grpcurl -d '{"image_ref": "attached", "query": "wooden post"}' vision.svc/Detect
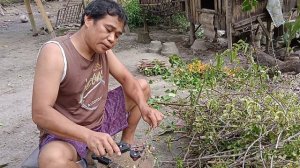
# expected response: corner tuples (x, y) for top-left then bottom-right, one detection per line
(137, 10), (151, 44)
(225, 0), (232, 49)
(185, 0), (195, 45)
(24, 0), (38, 36)
(34, 0), (56, 38)
(143, 12), (149, 33)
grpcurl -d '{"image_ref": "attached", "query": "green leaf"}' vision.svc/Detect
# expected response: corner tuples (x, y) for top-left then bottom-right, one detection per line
(242, 0), (258, 11)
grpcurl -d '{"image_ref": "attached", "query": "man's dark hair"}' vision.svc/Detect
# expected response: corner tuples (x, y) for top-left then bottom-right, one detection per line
(80, 0), (128, 26)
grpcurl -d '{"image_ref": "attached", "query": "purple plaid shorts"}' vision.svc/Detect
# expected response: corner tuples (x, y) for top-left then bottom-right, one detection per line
(39, 86), (128, 158)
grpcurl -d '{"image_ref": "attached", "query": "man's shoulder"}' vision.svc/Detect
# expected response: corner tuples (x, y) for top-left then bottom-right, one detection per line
(48, 34), (70, 43)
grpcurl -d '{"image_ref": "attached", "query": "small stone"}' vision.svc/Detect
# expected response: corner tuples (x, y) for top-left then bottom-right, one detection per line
(191, 39), (208, 52)
(147, 41), (162, 53)
(39, 29), (47, 35)
(161, 42), (180, 56)
(20, 14), (29, 23)
(293, 50), (300, 57)
(217, 30), (225, 37)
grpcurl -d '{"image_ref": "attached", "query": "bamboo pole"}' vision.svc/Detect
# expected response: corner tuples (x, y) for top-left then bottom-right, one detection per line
(24, 0), (38, 36)
(34, 0), (56, 38)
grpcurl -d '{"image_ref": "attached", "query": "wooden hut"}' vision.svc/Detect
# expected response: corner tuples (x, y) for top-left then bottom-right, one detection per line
(187, 0), (298, 48)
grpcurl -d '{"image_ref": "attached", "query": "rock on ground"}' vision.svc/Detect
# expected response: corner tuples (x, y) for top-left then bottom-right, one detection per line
(147, 40), (162, 54)
(161, 42), (179, 56)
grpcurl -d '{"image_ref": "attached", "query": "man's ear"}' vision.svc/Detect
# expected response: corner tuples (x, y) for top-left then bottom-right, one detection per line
(84, 15), (93, 28)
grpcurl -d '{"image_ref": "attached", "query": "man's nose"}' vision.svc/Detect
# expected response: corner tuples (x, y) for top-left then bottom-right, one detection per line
(107, 33), (115, 43)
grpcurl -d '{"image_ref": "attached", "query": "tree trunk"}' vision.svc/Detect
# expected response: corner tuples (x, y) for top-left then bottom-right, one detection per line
(254, 50), (300, 74)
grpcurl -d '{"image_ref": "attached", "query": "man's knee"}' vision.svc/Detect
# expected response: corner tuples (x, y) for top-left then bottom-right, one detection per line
(137, 79), (150, 99)
(38, 141), (78, 168)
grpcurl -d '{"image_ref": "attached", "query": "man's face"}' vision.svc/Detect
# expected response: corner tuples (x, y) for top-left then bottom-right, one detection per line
(85, 15), (124, 53)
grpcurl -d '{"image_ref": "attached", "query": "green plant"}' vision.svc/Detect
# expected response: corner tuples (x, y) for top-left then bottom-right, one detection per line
(172, 13), (189, 33)
(138, 59), (170, 76)
(121, 0), (163, 28)
(148, 40), (300, 167)
(283, 6), (300, 55)
(195, 27), (204, 39)
(242, 0), (258, 11)
(169, 54), (184, 68)
(121, 0), (143, 28)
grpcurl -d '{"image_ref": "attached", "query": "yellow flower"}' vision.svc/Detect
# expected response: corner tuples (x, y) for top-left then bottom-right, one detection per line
(187, 60), (210, 74)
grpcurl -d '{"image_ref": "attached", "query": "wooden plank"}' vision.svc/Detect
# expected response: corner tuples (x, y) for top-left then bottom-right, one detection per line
(257, 17), (271, 40)
(233, 13), (267, 29)
(197, 8), (217, 14)
(214, 0), (217, 11)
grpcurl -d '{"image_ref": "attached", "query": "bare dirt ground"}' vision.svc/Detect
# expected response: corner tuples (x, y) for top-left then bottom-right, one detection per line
(0, 1), (195, 167)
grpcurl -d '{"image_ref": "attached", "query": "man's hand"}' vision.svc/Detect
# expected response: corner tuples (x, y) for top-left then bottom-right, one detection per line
(140, 105), (164, 128)
(86, 131), (121, 156)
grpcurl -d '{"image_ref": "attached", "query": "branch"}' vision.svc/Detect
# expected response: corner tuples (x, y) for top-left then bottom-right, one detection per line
(242, 125), (275, 168)
(159, 102), (190, 106)
(283, 131), (300, 143)
(183, 133), (196, 161)
(270, 130), (283, 168)
(267, 92), (287, 114)
(187, 152), (245, 160)
(259, 130), (267, 168)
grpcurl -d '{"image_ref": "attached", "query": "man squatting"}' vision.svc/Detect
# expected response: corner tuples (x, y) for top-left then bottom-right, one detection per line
(32, 0), (164, 167)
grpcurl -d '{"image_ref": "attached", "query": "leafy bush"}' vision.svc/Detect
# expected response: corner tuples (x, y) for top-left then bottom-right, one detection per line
(171, 13), (189, 33)
(150, 40), (300, 167)
(121, 0), (163, 28)
(242, 0), (258, 11)
(121, 0), (143, 28)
